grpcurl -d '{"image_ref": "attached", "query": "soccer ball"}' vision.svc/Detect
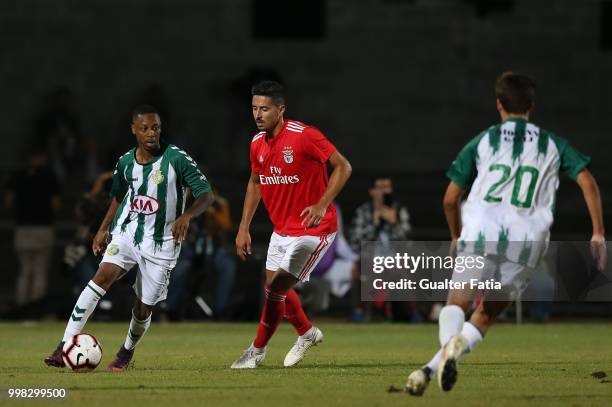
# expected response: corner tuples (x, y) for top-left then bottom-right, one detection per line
(62, 334), (103, 372)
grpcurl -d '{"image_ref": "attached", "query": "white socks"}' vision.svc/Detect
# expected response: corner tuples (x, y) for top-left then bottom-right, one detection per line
(460, 322), (483, 353)
(425, 321), (484, 377)
(438, 305), (465, 346)
(62, 281), (106, 342)
(425, 348), (443, 374)
(124, 312), (152, 350)
(423, 305), (484, 378)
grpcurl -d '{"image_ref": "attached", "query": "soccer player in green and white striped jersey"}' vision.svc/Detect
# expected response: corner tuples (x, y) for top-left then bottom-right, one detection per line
(44, 105), (213, 371)
(406, 72), (606, 395)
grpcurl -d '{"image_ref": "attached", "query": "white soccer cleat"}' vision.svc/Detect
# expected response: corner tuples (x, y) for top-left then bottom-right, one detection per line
(230, 345), (266, 369)
(283, 327), (323, 367)
(437, 335), (468, 392)
(405, 368), (431, 396)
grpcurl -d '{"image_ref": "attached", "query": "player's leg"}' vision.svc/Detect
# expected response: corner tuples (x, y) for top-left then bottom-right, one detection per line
(265, 269), (314, 336)
(108, 255), (170, 372)
(107, 299), (154, 372)
(436, 259), (527, 391)
(281, 234), (334, 367)
(44, 262), (125, 367)
(407, 255), (486, 395)
(262, 233), (311, 335)
(231, 269), (296, 369)
(405, 293), (472, 396)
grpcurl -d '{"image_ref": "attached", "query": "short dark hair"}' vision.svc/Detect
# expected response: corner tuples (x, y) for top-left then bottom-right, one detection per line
(131, 105), (159, 122)
(495, 72), (536, 114)
(371, 176), (392, 187)
(251, 80), (285, 105)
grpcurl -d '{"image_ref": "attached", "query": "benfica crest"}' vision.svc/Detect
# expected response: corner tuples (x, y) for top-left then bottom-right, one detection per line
(282, 146), (294, 164)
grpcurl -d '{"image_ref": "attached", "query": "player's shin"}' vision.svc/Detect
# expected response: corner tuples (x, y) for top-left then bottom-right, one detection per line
(124, 311), (152, 350)
(460, 321), (483, 355)
(438, 305), (465, 346)
(284, 288), (313, 336)
(62, 280), (107, 342)
(253, 287), (287, 348)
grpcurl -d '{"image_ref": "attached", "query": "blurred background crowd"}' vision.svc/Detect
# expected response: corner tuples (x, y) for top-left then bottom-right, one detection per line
(1, 0), (611, 322)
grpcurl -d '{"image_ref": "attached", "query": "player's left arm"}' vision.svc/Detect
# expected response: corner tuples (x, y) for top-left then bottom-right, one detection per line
(301, 150), (352, 228)
(576, 169), (606, 271)
(172, 153), (214, 242)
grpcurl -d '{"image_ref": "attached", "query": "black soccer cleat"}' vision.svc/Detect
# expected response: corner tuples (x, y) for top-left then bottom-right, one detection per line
(44, 341), (66, 368)
(439, 359), (458, 391)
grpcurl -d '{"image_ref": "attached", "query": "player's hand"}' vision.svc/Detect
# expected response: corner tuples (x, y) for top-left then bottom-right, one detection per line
(92, 229), (109, 256)
(590, 234), (607, 272)
(300, 203), (327, 229)
(172, 213), (192, 242)
(235, 229), (252, 261)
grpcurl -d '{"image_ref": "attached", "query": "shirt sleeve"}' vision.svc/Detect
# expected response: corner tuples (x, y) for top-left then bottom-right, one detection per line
(175, 152), (212, 199)
(446, 133), (484, 189)
(110, 159), (128, 199)
(250, 141), (262, 174)
(552, 135), (591, 181)
(303, 127), (337, 163)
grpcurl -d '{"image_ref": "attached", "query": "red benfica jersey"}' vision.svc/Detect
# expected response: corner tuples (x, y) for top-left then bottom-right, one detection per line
(250, 120), (338, 236)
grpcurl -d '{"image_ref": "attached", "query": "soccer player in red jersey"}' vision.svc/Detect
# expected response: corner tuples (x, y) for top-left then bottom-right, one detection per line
(231, 81), (352, 368)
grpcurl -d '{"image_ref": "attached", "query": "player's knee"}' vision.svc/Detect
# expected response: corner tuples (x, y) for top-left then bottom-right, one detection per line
(133, 302), (152, 320)
(445, 299), (471, 314)
(471, 307), (496, 329)
(269, 270), (297, 292)
(92, 265), (121, 290)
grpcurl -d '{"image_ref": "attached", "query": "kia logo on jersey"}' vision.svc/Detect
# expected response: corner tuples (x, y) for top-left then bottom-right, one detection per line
(130, 195), (160, 215)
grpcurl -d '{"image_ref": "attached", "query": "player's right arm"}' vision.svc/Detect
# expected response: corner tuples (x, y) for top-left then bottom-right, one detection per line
(93, 159), (129, 255)
(236, 171), (261, 261)
(443, 182), (465, 256)
(92, 197), (122, 256)
(576, 169), (606, 271)
(444, 134), (481, 252)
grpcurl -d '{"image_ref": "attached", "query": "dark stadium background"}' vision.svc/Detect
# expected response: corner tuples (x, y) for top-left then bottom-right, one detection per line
(1, 0), (610, 319)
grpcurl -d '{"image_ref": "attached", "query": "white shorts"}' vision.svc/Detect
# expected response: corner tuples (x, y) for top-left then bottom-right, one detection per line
(451, 255), (533, 301)
(265, 232), (336, 282)
(101, 234), (173, 306)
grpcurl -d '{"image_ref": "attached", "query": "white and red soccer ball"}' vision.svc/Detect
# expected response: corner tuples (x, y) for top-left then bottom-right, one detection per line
(62, 334), (102, 372)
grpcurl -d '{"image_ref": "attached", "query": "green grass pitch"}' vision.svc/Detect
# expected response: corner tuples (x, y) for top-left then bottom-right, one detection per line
(1, 322), (611, 406)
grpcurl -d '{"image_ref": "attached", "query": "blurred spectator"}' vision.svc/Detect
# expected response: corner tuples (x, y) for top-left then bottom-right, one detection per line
(163, 211), (203, 321)
(4, 149), (61, 306)
(203, 190), (236, 319)
(64, 171), (113, 291)
(32, 86), (97, 183)
(349, 177), (412, 322)
(163, 190), (236, 320)
(296, 203), (358, 313)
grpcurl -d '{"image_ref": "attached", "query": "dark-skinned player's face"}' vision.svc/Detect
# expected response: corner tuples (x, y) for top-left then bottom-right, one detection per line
(252, 95), (284, 131)
(131, 113), (161, 152)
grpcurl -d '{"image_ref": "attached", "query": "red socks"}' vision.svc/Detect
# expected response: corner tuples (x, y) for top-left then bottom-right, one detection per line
(285, 289), (313, 336)
(253, 287), (286, 348)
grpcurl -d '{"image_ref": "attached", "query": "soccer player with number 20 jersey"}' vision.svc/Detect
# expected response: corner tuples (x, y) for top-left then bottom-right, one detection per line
(406, 72), (606, 396)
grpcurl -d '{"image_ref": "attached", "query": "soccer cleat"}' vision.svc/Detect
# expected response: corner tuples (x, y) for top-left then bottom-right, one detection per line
(283, 327), (323, 367)
(43, 341), (66, 368)
(107, 346), (134, 372)
(437, 335), (468, 392)
(405, 367), (431, 396)
(230, 345), (266, 369)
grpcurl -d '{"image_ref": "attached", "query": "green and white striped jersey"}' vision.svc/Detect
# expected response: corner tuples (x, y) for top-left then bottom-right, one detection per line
(110, 143), (211, 264)
(447, 118), (590, 266)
